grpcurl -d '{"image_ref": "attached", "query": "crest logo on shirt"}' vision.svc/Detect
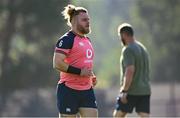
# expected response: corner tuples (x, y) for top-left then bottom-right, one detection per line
(79, 42), (84, 46)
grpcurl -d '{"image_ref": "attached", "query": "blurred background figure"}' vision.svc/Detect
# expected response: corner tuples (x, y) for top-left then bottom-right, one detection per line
(0, 0), (180, 117)
(113, 23), (151, 117)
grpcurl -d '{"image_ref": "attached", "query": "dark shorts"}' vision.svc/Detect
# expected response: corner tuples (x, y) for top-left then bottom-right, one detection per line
(57, 83), (97, 114)
(115, 94), (150, 113)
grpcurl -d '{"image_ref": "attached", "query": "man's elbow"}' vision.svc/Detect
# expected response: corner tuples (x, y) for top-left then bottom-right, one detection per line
(53, 61), (59, 70)
(53, 61), (65, 72)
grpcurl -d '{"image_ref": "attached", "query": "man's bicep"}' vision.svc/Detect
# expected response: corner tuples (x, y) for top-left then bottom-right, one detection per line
(53, 52), (68, 71)
(53, 52), (66, 62)
(125, 65), (135, 74)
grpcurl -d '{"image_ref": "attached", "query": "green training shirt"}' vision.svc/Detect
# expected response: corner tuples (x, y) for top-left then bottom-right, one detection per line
(120, 41), (151, 95)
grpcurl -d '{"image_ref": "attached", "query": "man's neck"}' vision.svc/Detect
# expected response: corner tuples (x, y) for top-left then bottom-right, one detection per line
(72, 29), (85, 37)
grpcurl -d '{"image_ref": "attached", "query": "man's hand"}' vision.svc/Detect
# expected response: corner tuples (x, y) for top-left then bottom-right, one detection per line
(92, 76), (97, 87)
(80, 67), (93, 77)
(120, 89), (128, 104)
(120, 92), (128, 104)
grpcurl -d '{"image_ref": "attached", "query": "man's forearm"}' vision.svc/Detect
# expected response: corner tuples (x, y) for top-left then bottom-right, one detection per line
(122, 65), (135, 91)
(55, 62), (81, 75)
(54, 60), (69, 72)
(53, 53), (81, 75)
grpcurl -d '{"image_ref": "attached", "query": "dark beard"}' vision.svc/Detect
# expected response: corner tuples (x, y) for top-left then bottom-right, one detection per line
(77, 25), (90, 34)
(121, 38), (126, 46)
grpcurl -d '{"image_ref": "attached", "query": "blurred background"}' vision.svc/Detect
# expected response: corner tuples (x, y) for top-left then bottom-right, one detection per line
(0, 0), (180, 117)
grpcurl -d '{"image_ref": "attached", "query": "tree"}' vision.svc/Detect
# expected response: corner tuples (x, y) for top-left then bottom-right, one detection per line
(137, 0), (180, 82)
(0, 0), (68, 113)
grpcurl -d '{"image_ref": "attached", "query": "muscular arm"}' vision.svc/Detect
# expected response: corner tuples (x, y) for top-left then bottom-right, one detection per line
(53, 52), (93, 76)
(122, 65), (135, 91)
(53, 52), (68, 72)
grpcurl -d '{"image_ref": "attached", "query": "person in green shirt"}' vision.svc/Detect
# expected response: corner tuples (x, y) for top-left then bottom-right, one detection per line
(113, 23), (151, 117)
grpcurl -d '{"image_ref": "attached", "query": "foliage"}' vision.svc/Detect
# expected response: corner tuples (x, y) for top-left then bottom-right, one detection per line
(0, 0), (68, 90)
(136, 0), (180, 82)
(1, 0), (179, 91)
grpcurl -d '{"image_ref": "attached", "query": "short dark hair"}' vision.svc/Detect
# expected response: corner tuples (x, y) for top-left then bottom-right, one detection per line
(118, 23), (134, 36)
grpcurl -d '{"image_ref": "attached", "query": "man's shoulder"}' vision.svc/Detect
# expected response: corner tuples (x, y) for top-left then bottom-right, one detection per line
(59, 31), (76, 41)
(128, 42), (145, 52)
(123, 43), (140, 56)
(56, 31), (76, 49)
(124, 45), (134, 53)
